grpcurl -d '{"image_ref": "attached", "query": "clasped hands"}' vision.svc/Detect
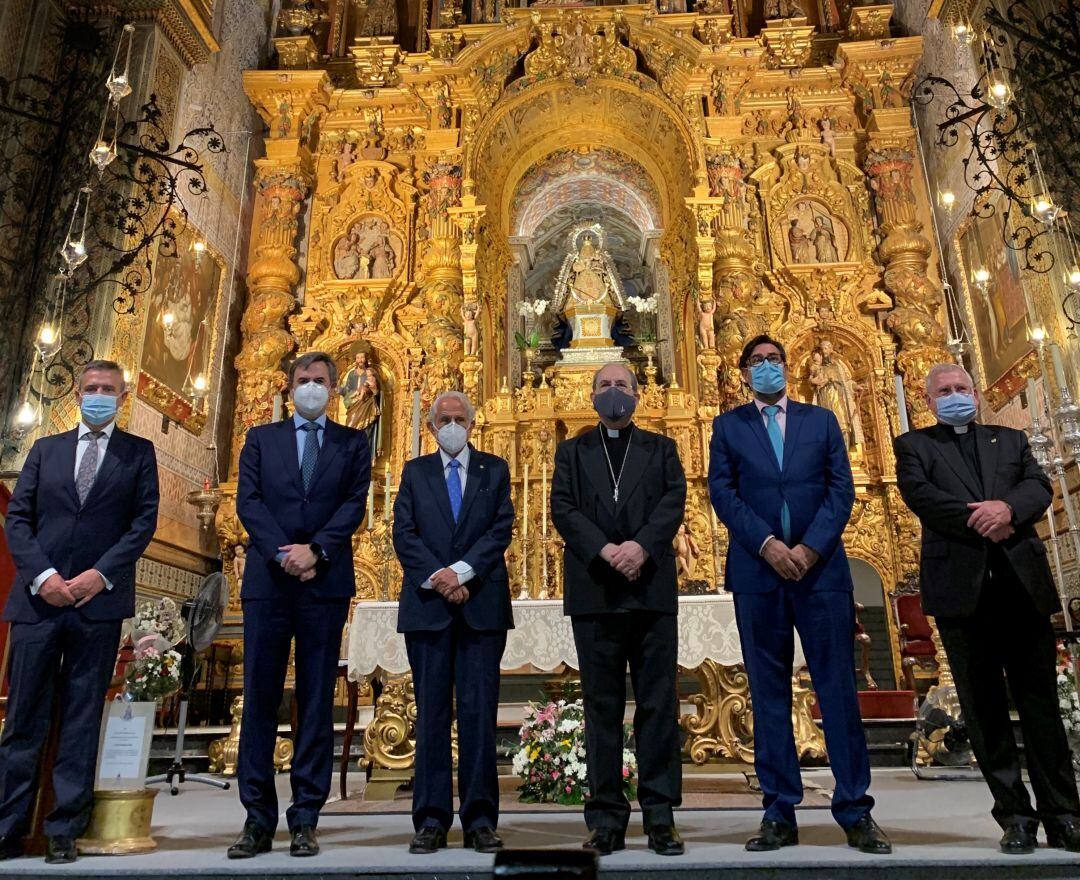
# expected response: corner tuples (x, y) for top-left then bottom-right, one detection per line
(278, 543), (319, 581)
(762, 540), (820, 581)
(39, 569), (106, 608)
(430, 567), (470, 604)
(966, 499), (1013, 543)
(601, 540), (647, 581)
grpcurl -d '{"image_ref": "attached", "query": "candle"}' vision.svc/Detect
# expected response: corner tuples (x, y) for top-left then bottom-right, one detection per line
(410, 389), (421, 459)
(522, 463), (529, 543)
(383, 464), (391, 522)
(1028, 377), (1041, 419)
(1051, 343), (1070, 397)
(367, 480), (375, 529)
(894, 374), (910, 434)
(271, 392), (282, 422)
(541, 463), (548, 539)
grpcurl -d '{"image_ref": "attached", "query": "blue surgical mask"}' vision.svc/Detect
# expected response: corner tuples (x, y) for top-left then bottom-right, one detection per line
(80, 393), (118, 425)
(935, 392), (978, 426)
(749, 361), (786, 396)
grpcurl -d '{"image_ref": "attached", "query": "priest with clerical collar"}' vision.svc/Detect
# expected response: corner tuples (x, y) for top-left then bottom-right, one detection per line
(550, 362), (688, 857)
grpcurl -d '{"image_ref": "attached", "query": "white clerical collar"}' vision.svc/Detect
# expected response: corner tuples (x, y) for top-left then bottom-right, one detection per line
(952, 424), (970, 434)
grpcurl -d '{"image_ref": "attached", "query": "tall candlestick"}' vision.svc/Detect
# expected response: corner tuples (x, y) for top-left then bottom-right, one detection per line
(541, 463), (548, 539)
(367, 481), (375, 530)
(1051, 343), (1070, 397)
(1028, 378), (1041, 418)
(894, 374), (910, 434)
(271, 393), (282, 422)
(383, 464), (391, 522)
(410, 390), (421, 459)
(522, 463), (529, 542)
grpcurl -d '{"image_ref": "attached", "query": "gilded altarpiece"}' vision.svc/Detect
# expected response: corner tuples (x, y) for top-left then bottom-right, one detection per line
(219, 4), (948, 771)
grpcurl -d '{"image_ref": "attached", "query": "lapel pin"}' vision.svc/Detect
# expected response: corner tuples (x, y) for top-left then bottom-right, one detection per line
(991, 438), (997, 444)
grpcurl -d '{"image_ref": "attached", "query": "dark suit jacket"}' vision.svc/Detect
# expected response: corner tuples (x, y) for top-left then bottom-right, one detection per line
(894, 423), (1057, 618)
(393, 447), (514, 632)
(236, 418), (370, 600)
(708, 400), (855, 594)
(551, 426), (686, 616)
(3, 428), (159, 623)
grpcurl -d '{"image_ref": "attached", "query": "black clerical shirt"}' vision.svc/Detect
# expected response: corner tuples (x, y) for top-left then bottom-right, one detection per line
(951, 424), (983, 496)
(599, 422), (633, 495)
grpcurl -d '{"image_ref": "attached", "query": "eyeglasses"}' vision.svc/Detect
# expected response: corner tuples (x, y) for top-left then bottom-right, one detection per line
(746, 354), (784, 366)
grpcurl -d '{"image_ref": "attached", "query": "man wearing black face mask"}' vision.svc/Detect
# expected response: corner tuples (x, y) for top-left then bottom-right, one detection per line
(551, 362), (687, 857)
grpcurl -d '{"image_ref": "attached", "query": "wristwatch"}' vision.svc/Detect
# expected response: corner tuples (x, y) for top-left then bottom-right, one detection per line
(309, 542), (328, 562)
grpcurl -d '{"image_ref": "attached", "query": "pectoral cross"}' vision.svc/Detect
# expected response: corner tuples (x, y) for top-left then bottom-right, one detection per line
(613, 486), (619, 504)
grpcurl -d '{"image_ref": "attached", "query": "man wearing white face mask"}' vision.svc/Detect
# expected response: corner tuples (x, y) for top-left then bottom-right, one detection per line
(896, 364), (1080, 854)
(392, 391), (513, 854)
(1, 360), (158, 864)
(230, 352), (370, 859)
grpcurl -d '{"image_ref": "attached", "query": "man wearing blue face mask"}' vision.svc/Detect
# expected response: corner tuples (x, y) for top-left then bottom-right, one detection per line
(551, 363), (687, 857)
(230, 351), (370, 859)
(708, 335), (890, 855)
(392, 391), (513, 854)
(1, 360), (159, 864)
(895, 364), (1080, 854)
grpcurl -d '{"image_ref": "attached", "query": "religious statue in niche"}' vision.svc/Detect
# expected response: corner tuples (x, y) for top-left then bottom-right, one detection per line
(765, 0), (805, 19)
(339, 349), (381, 454)
(568, 235), (611, 303)
(807, 340), (864, 454)
(462, 302), (480, 357)
(334, 140), (357, 181)
(696, 298), (717, 350)
(785, 200), (847, 264)
(332, 216), (400, 280)
(674, 523), (701, 581)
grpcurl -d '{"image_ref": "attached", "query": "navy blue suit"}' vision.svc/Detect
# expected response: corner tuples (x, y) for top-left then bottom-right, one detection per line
(235, 417), (369, 833)
(392, 447), (513, 833)
(709, 400), (872, 829)
(1, 427), (158, 839)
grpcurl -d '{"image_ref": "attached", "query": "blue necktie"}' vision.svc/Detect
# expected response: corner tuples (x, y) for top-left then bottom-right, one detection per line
(763, 405), (792, 544)
(447, 458), (462, 523)
(300, 422), (320, 492)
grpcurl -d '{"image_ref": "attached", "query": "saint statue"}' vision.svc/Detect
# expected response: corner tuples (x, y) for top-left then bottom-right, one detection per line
(674, 524), (701, 581)
(808, 340), (864, 453)
(788, 219), (812, 264)
(340, 351), (381, 455)
(568, 235), (609, 303)
(811, 215), (840, 262)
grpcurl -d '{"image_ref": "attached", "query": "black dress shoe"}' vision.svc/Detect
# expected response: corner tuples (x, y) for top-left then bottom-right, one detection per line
(999, 824), (1037, 854)
(1046, 817), (1080, 852)
(745, 819), (798, 852)
(647, 825), (685, 856)
(0, 836), (23, 861)
(845, 814), (892, 855)
(582, 827), (626, 855)
(44, 836), (76, 865)
(290, 825), (319, 857)
(409, 826), (447, 854)
(227, 822), (273, 859)
(464, 826), (503, 852)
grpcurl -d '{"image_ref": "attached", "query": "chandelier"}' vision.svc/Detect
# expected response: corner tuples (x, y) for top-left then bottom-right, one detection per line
(915, 0), (1080, 326)
(1, 15), (225, 440)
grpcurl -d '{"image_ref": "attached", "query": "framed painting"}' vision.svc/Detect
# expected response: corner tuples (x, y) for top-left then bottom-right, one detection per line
(955, 194), (1033, 406)
(137, 221), (223, 433)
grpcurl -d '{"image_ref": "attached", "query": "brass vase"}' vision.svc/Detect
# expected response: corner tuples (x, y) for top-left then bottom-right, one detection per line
(77, 788), (158, 854)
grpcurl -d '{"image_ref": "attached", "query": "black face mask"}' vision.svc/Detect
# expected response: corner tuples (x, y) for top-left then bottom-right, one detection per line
(593, 386), (636, 423)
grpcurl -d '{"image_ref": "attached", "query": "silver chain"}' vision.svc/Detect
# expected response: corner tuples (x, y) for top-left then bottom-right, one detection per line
(598, 425), (634, 503)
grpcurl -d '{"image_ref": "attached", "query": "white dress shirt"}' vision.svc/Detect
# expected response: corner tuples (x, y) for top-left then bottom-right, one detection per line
(293, 411), (327, 466)
(753, 396), (788, 556)
(32, 421), (117, 595)
(421, 446), (476, 590)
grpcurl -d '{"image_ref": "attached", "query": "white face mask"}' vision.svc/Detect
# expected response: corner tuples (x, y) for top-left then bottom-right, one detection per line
(293, 383), (329, 419)
(437, 422), (469, 456)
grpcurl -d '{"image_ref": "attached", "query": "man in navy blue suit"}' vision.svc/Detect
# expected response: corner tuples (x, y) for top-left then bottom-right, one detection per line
(392, 391), (513, 855)
(1, 360), (159, 864)
(228, 351), (370, 859)
(708, 335), (890, 855)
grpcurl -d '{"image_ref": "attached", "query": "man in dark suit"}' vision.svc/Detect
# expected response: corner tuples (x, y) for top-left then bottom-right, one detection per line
(229, 351), (370, 859)
(895, 363), (1080, 853)
(392, 391), (514, 854)
(708, 335), (890, 855)
(551, 362), (687, 857)
(1, 360), (159, 864)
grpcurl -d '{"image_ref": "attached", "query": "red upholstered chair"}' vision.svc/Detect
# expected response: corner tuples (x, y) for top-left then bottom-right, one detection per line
(890, 574), (937, 693)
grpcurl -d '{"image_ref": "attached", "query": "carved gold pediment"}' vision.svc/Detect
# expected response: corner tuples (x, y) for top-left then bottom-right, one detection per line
(523, 12), (636, 84)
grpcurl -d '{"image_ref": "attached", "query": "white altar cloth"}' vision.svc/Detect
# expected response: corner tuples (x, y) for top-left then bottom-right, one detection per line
(347, 594), (804, 679)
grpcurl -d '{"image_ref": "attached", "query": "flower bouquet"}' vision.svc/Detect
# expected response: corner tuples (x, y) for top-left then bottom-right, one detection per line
(512, 698), (637, 805)
(121, 597), (185, 703)
(1057, 644), (1080, 772)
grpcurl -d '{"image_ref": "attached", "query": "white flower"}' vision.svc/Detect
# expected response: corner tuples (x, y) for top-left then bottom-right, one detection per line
(558, 718), (580, 733)
(533, 299), (549, 315)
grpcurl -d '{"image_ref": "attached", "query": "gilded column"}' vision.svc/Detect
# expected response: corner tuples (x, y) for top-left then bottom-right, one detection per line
(864, 142), (950, 427)
(448, 181), (486, 401)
